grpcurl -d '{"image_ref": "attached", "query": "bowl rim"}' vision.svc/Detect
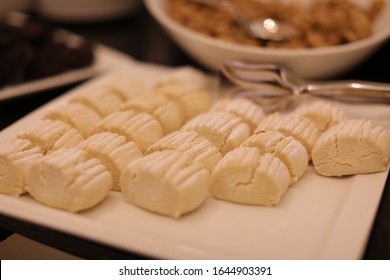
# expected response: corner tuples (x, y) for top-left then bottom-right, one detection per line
(144, 0), (390, 57)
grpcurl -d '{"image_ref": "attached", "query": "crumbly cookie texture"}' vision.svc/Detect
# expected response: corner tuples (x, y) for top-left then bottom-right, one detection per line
(121, 150), (210, 218)
(45, 103), (101, 138)
(26, 148), (113, 212)
(18, 119), (84, 153)
(211, 147), (290, 206)
(69, 85), (124, 117)
(210, 97), (265, 132)
(77, 132), (142, 191)
(293, 100), (346, 132)
(146, 130), (222, 170)
(121, 93), (184, 134)
(154, 67), (210, 94)
(94, 110), (163, 152)
(0, 139), (43, 196)
(256, 113), (321, 159)
(153, 68), (212, 121)
(312, 119), (390, 176)
(105, 75), (147, 101)
(181, 111), (251, 154)
(241, 130), (308, 184)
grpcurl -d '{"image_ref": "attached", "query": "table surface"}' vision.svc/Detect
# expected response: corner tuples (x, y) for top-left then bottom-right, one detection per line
(0, 3), (389, 259)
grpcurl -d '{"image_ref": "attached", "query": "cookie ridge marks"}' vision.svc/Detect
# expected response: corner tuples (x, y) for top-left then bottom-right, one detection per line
(256, 113), (320, 159)
(94, 110), (164, 152)
(293, 100), (346, 132)
(106, 74), (148, 101)
(26, 148), (112, 212)
(153, 68), (213, 122)
(242, 130), (308, 184)
(0, 138), (43, 196)
(18, 119), (84, 154)
(45, 103), (102, 138)
(210, 97), (265, 132)
(70, 86), (123, 117)
(78, 132), (142, 191)
(120, 150), (210, 218)
(121, 93), (184, 134)
(145, 130), (222, 170)
(181, 111), (251, 154)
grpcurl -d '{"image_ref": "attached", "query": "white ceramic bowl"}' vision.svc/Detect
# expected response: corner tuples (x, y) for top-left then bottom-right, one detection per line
(144, 0), (390, 80)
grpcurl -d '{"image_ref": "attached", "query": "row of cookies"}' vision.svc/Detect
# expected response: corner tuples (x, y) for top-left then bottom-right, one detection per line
(0, 68), (213, 213)
(206, 100), (389, 208)
(119, 97), (269, 217)
(0, 71), (151, 198)
(117, 96), (389, 218)
(1, 68), (389, 218)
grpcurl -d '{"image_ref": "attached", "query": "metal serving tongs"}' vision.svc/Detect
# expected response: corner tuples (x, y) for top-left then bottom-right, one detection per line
(219, 60), (390, 111)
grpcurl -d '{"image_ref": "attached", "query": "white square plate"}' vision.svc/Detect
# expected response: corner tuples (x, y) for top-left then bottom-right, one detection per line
(0, 57), (389, 259)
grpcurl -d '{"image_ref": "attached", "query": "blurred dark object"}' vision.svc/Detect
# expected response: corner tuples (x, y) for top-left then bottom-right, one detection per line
(0, 12), (94, 89)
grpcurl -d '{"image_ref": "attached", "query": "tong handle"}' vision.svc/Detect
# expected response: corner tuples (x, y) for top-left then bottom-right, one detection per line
(222, 60), (390, 104)
(302, 81), (390, 103)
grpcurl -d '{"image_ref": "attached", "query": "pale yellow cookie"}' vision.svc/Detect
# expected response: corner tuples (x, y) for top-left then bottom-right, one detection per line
(106, 74), (147, 100)
(70, 85), (123, 117)
(153, 68), (212, 121)
(293, 100), (346, 132)
(0, 138), (44, 196)
(45, 103), (101, 138)
(154, 67), (210, 93)
(121, 93), (184, 134)
(210, 97), (265, 131)
(94, 110), (163, 152)
(211, 147), (290, 206)
(18, 119), (84, 153)
(121, 150), (210, 218)
(26, 148), (112, 212)
(78, 132), (142, 191)
(145, 131), (222, 170)
(242, 130), (308, 184)
(255, 112), (281, 132)
(312, 119), (390, 176)
(156, 88), (212, 122)
(256, 114), (320, 159)
(181, 111), (251, 154)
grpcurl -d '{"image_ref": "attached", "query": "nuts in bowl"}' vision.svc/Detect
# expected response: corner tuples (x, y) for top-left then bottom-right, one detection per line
(144, 0), (390, 79)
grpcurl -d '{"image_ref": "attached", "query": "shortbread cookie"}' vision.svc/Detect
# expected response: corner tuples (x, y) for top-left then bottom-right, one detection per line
(312, 119), (390, 176)
(70, 85), (123, 117)
(256, 114), (321, 159)
(78, 132), (142, 190)
(106, 74), (147, 100)
(18, 119), (84, 153)
(121, 150), (210, 218)
(145, 131), (222, 170)
(181, 112), (251, 154)
(293, 100), (346, 132)
(153, 68), (212, 121)
(154, 67), (210, 94)
(121, 93), (183, 134)
(156, 87), (212, 121)
(242, 130), (308, 184)
(45, 103), (101, 137)
(210, 97), (265, 131)
(94, 110), (163, 152)
(26, 148), (113, 212)
(0, 139), (43, 196)
(211, 147), (290, 206)
(255, 112), (281, 132)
